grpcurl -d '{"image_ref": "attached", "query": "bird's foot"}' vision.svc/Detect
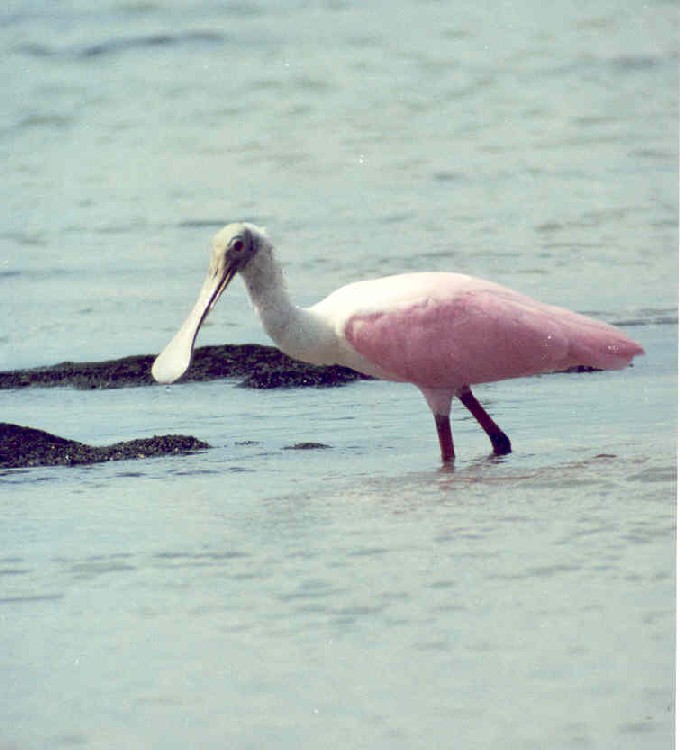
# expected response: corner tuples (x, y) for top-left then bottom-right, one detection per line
(490, 432), (512, 456)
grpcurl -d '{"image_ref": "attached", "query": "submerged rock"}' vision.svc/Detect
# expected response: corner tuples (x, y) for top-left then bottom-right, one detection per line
(0, 344), (368, 391)
(283, 442), (333, 451)
(0, 423), (210, 469)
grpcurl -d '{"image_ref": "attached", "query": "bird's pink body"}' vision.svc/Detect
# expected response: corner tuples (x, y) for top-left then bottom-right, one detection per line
(333, 272), (641, 390)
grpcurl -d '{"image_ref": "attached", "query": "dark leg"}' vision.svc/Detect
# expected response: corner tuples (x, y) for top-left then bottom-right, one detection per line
(459, 388), (511, 455)
(434, 414), (455, 463)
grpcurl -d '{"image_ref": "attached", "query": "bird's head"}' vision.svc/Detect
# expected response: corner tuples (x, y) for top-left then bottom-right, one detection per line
(206, 223), (266, 299)
(151, 222), (268, 384)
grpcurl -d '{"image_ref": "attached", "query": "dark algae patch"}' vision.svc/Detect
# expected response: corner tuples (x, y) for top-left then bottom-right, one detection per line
(0, 423), (210, 469)
(0, 354), (157, 390)
(0, 344), (367, 391)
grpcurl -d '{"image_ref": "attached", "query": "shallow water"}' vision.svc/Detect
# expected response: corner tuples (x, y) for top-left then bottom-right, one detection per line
(1, 1), (677, 748)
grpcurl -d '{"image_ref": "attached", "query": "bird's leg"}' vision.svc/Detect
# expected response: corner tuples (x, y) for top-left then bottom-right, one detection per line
(434, 414), (455, 463)
(459, 388), (511, 455)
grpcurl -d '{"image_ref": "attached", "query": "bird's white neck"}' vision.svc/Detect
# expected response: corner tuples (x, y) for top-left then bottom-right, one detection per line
(240, 246), (335, 366)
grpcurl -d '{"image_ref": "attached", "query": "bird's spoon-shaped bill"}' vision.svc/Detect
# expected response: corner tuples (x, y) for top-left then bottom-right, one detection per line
(151, 271), (229, 384)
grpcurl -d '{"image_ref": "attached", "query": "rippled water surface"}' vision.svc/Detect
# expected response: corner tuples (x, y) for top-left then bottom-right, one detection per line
(1, 1), (677, 748)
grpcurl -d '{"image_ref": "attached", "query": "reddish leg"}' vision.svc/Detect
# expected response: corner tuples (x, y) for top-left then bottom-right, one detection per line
(459, 388), (512, 455)
(434, 414), (455, 463)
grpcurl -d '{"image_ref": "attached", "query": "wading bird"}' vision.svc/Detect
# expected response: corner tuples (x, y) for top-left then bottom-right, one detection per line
(152, 223), (644, 463)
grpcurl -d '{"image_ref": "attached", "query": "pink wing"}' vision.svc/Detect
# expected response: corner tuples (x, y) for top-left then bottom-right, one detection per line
(344, 285), (644, 390)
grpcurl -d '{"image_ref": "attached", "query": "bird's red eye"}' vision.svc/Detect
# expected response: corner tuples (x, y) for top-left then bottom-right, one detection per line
(232, 239), (244, 253)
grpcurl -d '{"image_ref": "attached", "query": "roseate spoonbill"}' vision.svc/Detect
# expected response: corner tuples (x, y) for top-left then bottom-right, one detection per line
(152, 223), (644, 462)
